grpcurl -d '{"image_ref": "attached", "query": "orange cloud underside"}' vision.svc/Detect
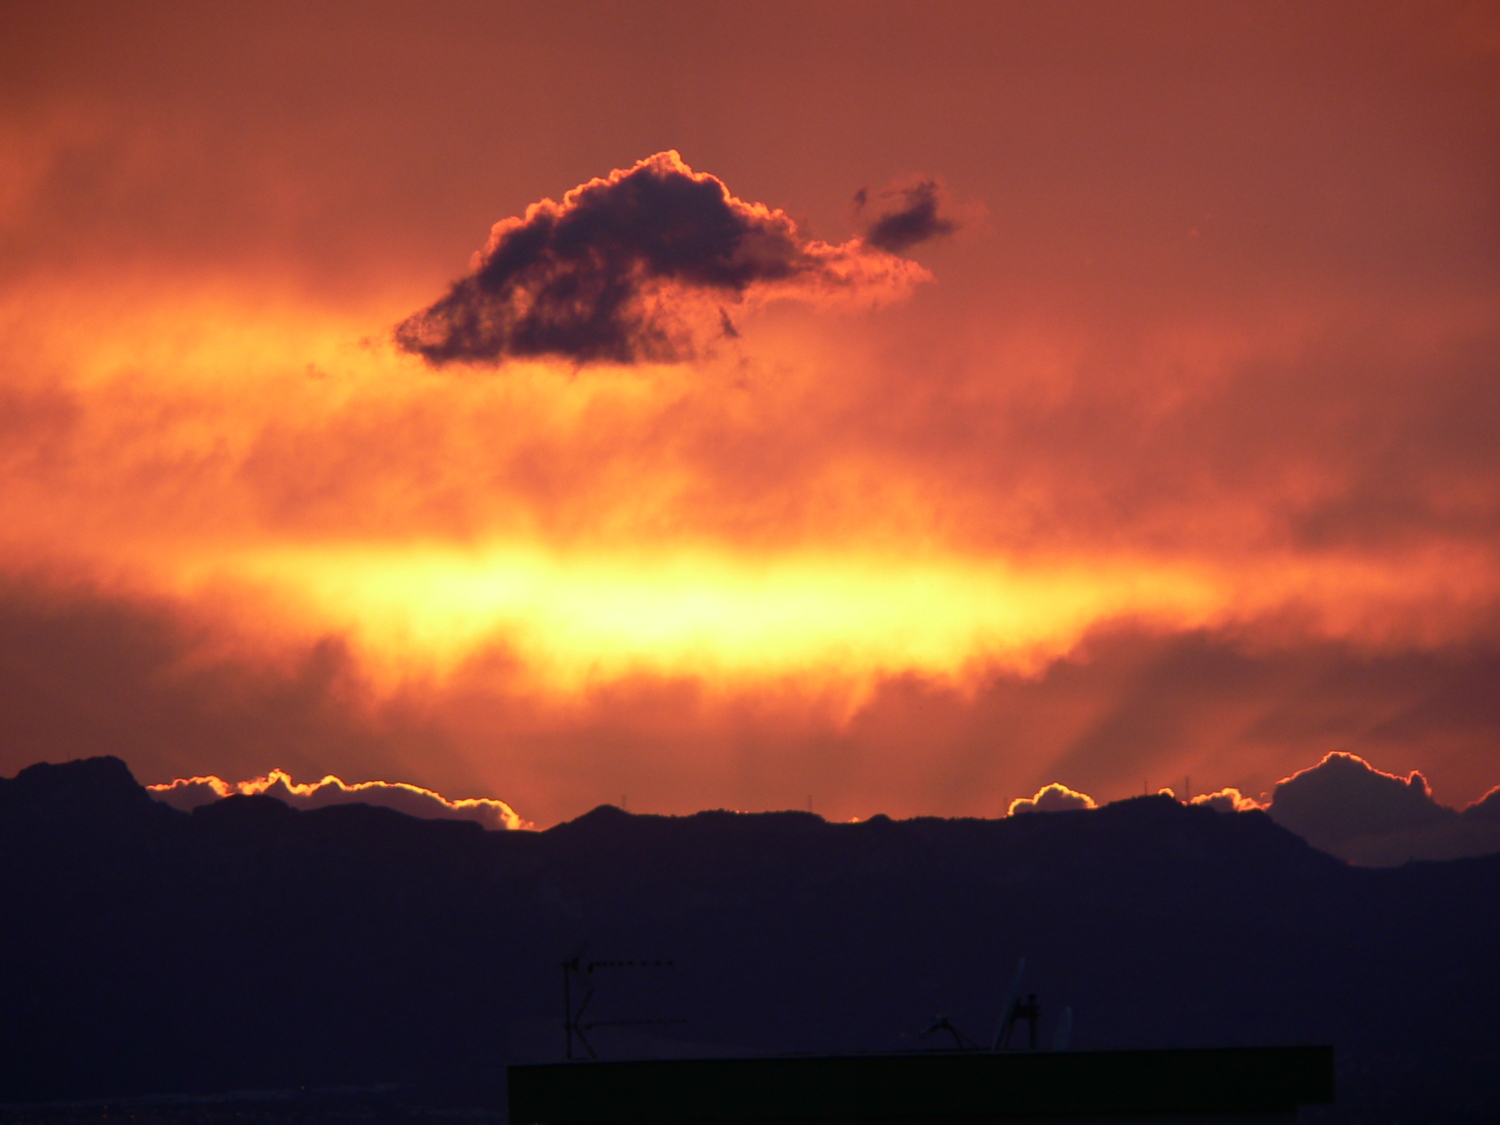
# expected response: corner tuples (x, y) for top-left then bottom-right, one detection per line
(4, 280), (1497, 703)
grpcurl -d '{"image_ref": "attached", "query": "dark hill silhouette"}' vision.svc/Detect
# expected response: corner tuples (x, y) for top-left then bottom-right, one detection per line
(3, 758), (1498, 1123)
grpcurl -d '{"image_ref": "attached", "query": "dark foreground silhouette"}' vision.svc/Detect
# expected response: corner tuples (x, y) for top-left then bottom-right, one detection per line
(2, 758), (1497, 1123)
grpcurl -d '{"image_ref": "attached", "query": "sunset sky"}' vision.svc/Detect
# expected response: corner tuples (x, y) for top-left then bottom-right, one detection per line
(2, 0), (1498, 827)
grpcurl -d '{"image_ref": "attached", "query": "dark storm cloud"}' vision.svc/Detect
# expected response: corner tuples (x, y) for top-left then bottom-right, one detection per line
(396, 151), (919, 366)
(858, 179), (957, 253)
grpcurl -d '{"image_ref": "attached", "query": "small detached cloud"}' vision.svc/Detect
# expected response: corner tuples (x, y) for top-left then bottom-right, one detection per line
(396, 150), (930, 367)
(855, 177), (959, 253)
(149, 769), (528, 831)
(1008, 782), (1097, 815)
(1266, 752), (1500, 866)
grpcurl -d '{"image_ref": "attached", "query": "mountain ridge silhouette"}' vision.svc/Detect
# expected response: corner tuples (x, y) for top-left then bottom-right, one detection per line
(3, 757), (1497, 1122)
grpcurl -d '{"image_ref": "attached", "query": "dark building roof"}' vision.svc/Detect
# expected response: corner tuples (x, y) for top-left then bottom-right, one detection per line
(508, 1045), (1335, 1123)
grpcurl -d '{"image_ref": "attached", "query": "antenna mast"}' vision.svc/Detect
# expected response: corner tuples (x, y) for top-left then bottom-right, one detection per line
(992, 958), (1041, 1051)
(562, 955), (682, 1060)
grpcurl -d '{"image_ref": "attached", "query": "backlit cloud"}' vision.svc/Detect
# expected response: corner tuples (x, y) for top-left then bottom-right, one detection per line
(1266, 752), (1500, 866)
(395, 151), (929, 366)
(1190, 788), (1264, 814)
(1269, 753), (1452, 847)
(1008, 782), (1096, 815)
(149, 768), (526, 830)
(1466, 787), (1500, 824)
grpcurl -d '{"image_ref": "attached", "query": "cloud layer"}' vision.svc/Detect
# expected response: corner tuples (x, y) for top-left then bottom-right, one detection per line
(149, 768), (525, 830)
(395, 151), (930, 366)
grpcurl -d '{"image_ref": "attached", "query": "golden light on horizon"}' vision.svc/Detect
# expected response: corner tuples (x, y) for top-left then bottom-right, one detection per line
(120, 534), (1499, 705)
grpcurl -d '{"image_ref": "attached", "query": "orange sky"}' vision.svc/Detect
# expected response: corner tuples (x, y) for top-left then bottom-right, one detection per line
(2, 1), (1498, 825)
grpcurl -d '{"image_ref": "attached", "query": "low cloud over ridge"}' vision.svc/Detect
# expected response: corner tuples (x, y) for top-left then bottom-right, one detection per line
(1004, 756), (1500, 866)
(1265, 752), (1500, 866)
(149, 769), (527, 831)
(1008, 782), (1097, 815)
(396, 151), (932, 366)
(1190, 788), (1263, 814)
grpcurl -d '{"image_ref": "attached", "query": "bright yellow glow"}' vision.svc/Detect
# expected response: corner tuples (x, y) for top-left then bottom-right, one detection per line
(205, 544), (1214, 687)
(5, 276), (1500, 711)
(137, 538), (1498, 697)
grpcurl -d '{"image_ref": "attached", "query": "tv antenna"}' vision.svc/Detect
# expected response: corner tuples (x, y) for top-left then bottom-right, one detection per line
(905, 956), (1071, 1054)
(916, 1014), (980, 1050)
(992, 958), (1040, 1051)
(561, 951), (684, 1060)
